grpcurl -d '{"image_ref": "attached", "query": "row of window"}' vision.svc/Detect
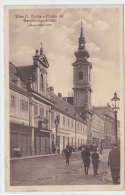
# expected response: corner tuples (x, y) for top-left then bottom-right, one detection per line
(62, 136), (85, 148)
(63, 115), (84, 131)
(34, 105), (48, 118)
(11, 95), (28, 112)
(10, 95), (48, 117)
(51, 111), (85, 132)
(10, 95), (85, 132)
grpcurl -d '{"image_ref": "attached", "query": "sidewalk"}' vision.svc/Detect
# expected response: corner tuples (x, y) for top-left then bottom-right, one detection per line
(10, 151), (79, 161)
(10, 153), (58, 161)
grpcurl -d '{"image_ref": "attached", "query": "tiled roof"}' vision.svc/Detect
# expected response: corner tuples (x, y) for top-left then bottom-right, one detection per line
(49, 90), (86, 124)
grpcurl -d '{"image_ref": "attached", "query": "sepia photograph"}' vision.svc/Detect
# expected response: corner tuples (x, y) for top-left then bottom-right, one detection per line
(4, 4), (124, 192)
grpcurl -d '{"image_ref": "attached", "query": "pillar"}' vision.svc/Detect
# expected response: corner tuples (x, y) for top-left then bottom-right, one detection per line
(37, 66), (40, 92)
(49, 106), (52, 153)
(30, 98), (35, 155)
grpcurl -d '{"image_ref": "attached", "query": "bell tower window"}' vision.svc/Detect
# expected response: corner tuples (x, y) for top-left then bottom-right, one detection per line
(40, 73), (43, 91)
(79, 71), (83, 80)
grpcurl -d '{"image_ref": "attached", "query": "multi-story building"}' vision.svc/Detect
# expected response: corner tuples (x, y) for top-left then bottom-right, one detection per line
(10, 62), (31, 157)
(9, 46), (53, 157)
(94, 103), (120, 148)
(49, 89), (87, 152)
(91, 110), (104, 147)
(9, 44), (87, 157)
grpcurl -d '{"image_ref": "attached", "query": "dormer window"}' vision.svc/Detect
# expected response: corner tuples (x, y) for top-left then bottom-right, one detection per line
(79, 71), (83, 80)
(40, 73), (43, 91)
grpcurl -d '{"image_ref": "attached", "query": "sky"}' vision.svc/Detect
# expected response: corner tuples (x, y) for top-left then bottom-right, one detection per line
(9, 5), (123, 107)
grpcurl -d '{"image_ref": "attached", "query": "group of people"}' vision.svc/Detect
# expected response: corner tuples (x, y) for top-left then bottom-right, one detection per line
(63, 143), (120, 185)
(81, 146), (100, 176)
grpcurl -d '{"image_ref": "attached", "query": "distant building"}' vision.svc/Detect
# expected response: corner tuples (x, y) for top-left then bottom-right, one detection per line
(94, 103), (120, 148)
(91, 109), (104, 147)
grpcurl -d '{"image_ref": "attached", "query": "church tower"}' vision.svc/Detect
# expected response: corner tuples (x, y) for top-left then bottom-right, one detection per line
(73, 22), (92, 122)
(32, 42), (49, 97)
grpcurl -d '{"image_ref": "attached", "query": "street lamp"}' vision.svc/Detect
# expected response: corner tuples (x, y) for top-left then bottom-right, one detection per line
(111, 92), (120, 142)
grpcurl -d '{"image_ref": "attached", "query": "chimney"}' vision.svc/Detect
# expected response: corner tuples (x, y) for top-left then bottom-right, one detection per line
(49, 86), (54, 92)
(58, 93), (62, 98)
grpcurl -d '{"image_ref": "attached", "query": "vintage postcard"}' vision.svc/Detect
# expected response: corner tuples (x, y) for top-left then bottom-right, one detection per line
(4, 4), (124, 192)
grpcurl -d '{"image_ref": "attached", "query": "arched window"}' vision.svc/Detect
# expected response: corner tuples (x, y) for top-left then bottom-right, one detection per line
(40, 73), (43, 90)
(79, 71), (83, 80)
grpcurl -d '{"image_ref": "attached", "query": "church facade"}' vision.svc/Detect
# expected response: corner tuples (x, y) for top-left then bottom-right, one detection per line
(9, 40), (87, 157)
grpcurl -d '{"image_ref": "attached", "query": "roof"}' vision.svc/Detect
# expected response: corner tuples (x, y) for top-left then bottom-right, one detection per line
(49, 90), (86, 124)
(17, 65), (36, 85)
(92, 109), (104, 120)
(9, 62), (27, 91)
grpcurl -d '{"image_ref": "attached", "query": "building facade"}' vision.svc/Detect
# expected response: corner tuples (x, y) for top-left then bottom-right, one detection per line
(49, 89), (87, 152)
(94, 103), (120, 148)
(91, 110), (104, 147)
(9, 44), (87, 157)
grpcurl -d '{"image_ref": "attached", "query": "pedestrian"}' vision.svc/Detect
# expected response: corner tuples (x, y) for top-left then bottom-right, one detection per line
(92, 148), (100, 175)
(81, 147), (85, 162)
(108, 142), (120, 184)
(53, 145), (56, 154)
(82, 146), (91, 175)
(57, 145), (60, 154)
(64, 146), (71, 165)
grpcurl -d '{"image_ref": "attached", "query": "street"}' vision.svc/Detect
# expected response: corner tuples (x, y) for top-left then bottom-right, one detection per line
(10, 149), (112, 186)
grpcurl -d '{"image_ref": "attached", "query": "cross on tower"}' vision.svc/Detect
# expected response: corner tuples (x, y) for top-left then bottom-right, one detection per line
(40, 41), (42, 48)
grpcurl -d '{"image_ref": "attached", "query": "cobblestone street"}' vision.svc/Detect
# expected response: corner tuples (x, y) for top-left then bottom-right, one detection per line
(10, 149), (112, 186)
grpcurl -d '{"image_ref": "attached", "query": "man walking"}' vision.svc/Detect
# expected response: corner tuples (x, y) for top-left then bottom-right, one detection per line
(108, 142), (120, 184)
(92, 148), (100, 175)
(64, 145), (71, 165)
(82, 146), (91, 175)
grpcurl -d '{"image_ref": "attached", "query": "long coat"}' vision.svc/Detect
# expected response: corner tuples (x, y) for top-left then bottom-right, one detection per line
(64, 148), (70, 158)
(92, 152), (99, 166)
(108, 147), (120, 170)
(82, 150), (90, 167)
